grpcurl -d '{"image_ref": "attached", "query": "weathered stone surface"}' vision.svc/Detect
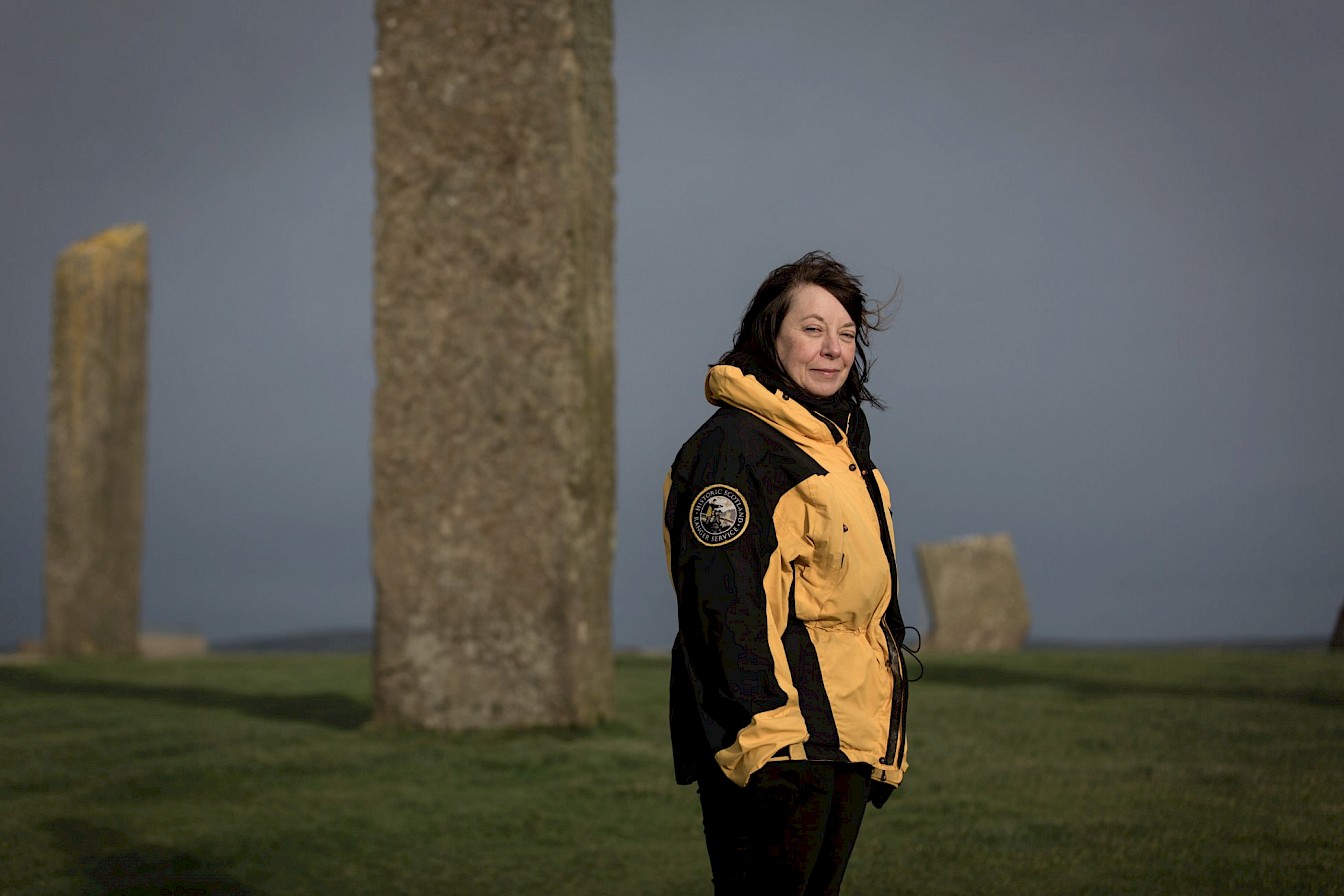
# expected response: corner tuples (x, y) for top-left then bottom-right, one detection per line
(370, 0), (615, 729)
(43, 224), (149, 658)
(916, 532), (1031, 652)
(1330, 599), (1344, 652)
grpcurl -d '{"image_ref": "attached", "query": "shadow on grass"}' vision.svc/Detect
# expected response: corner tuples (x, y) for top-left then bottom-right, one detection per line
(0, 667), (369, 730)
(923, 662), (1344, 709)
(45, 818), (266, 896)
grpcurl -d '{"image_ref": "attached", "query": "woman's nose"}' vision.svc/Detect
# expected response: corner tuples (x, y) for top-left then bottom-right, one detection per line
(820, 334), (839, 358)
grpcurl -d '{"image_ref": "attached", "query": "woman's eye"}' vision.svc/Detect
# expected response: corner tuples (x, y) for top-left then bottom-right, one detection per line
(840, 332), (856, 342)
(804, 326), (822, 334)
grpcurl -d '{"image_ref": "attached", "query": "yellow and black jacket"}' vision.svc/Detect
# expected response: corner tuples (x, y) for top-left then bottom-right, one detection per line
(664, 362), (909, 802)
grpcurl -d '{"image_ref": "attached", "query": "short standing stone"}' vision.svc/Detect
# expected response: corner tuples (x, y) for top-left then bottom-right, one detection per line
(43, 224), (149, 658)
(370, 0), (615, 729)
(916, 532), (1031, 652)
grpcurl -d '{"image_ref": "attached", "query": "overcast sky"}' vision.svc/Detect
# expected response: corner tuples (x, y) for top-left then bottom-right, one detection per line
(3, 1), (1341, 650)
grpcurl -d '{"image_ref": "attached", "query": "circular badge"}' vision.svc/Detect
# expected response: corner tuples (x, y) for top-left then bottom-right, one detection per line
(689, 484), (750, 547)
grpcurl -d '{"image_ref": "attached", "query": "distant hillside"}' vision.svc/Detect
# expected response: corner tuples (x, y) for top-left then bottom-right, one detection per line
(212, 628), (373, 653)
(4, 630), (1328, 657)
(1025, 636), (1328, 651)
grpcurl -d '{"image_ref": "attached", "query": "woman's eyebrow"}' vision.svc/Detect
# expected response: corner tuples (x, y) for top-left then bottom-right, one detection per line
(797, 312), (855, 329)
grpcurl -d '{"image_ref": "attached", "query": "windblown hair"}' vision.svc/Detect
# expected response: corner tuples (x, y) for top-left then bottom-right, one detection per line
(721, 251), (894, 408)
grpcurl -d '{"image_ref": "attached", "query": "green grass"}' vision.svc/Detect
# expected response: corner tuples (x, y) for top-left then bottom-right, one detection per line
(1, 650), (1340, 895)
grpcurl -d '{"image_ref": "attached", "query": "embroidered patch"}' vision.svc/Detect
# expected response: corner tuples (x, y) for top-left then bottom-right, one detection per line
(689, 485), (749, 547)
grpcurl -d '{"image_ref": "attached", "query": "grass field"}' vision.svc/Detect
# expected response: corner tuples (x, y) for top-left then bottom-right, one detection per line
(1, 649), (1340, 895)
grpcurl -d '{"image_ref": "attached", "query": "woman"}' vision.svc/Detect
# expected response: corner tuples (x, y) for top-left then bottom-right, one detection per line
(663, 251), (911, 895)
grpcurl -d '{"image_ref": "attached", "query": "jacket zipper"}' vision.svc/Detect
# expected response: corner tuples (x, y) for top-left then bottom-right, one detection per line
(880, 618), (904, 767)
(851, 445), (906, 771)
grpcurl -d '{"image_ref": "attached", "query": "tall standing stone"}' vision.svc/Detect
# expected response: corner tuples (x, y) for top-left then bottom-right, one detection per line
(43, 224), (150, 658)
(1330, 599), (1344, 652)
(370, 0), (615, 729)
(916, 532), (1031, 652)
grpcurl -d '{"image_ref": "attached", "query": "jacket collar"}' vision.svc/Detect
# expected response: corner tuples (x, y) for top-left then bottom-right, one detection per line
(705, 363), (840, 446)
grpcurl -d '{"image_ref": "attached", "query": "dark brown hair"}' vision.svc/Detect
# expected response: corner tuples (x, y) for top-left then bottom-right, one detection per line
(721, 251), (893, 408)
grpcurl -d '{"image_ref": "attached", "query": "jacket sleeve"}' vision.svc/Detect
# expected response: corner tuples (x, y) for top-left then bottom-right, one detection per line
(664, 422), (790, 785)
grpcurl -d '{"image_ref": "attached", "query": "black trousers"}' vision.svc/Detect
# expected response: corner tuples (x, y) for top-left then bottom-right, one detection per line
(696, 761), (871, 896)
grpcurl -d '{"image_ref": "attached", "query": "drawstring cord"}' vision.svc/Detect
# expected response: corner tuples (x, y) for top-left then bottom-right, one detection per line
(900, 625), (924, 682)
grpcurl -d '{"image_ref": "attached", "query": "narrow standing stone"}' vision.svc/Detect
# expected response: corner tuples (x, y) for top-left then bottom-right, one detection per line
(370, 0), (615, 729)
(1330, 599), (1344, 652)
(43, 224), (150, 658)
(916, 532), (1032, 652)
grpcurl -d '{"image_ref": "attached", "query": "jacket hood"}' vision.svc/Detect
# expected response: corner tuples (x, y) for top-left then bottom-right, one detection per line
(705, 363), (837, 446)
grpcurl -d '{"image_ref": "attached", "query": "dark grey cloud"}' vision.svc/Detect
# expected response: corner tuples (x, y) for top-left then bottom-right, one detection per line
(2, 2), (377, 644)
(609, 0), (1344, 646)
(3, 1), (1341, 649)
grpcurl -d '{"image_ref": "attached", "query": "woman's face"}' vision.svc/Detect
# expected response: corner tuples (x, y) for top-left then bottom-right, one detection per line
(773, 283), (856, 399)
